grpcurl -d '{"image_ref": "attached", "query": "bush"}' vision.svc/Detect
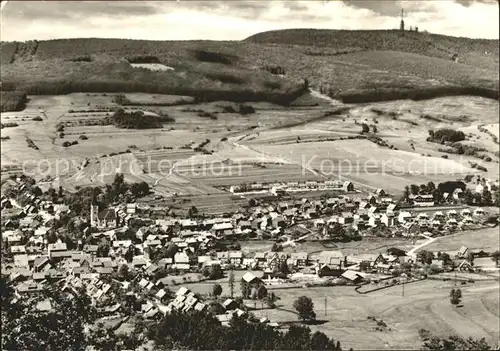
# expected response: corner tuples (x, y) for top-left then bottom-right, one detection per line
(1, 123), (19, 128)
(32, 116), (43, 121)
(221, 105), (237, 113)
(68, 55), (93, 62)
(429, 128), (466, 143)
(105, 108), (174, 129)
(79, 134), (88, 140)
(239, 104), (255, 115)
(197, 111), (218, 120)
(193, 49), (238, 64)
(126, 55), (160, 64)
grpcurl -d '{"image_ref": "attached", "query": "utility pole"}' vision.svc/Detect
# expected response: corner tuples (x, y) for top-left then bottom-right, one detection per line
(400, 8), (405, 31)
(324, 296), (327, 316)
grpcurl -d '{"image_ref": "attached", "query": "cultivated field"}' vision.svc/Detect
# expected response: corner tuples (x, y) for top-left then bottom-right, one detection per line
(1, 92), (498, 212)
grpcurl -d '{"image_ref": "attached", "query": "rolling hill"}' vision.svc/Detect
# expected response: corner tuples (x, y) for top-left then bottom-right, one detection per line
(245, 29), (499, 70)
(0, 29), (498, 110)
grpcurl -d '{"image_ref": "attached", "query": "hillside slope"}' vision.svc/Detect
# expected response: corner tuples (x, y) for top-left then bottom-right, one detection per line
(0, 31), (498, 106)
(245, 29), (499, 70)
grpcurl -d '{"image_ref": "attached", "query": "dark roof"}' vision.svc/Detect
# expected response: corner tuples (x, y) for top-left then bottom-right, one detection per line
(98, 209), (116, 220)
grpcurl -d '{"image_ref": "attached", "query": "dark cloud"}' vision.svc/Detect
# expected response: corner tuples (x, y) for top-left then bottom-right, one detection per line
(283, 2), (311, 12)
(455, 0), (499, 6)
(341, 0), (404, 17)
(2, 1), (160, 21)
(218, 1), (273, 19)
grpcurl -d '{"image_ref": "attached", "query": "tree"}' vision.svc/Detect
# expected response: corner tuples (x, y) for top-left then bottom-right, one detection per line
(361, 123), (370, 133)
(293, 296), (316, 323)
(482, 189), (493, 206)
(420, 329), (493, 351)
(164, 243), (178, 259)
(240, 281), (251, 299)
(440, 252), (452, 266)
(212, 284), (222, 299)
(188, 206), (199, 218)
(491, 251), (500, 267)
(117, 264), (131, 281)
(2, 285), (96, 351)
(96, 238), (110, 257)
(410, 184), (420, 195)
(279, 260), (290, 275)
(207, 264), (223, 280)
(493, 189), (500, 207)
(417, 250), (434, 265)
(463, 189), (474, 205)
(372, 125), (378, 133)
(403, 186), (410, 202)
(228, 270), (235, 298)
(450, 288), (462, 305)
(466, 252), (475, 265)
(256, 284), (268, 300)
(271, 242), (282, 252)
(266, 292), (278, 309)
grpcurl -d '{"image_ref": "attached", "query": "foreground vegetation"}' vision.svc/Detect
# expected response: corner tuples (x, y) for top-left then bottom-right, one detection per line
(0, 91), (27, 112)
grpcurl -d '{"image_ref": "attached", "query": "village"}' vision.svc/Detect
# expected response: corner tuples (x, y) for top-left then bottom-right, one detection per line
(1, 171), (499, 336)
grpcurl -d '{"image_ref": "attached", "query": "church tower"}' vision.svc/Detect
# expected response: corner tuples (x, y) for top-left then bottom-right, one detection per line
(400, 8), (405, 31)
(90, 203), (99, 227)
(90, 189), (99, 227)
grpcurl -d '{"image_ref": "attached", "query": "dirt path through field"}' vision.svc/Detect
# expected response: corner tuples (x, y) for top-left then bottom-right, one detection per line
(407, 233), (436, 257)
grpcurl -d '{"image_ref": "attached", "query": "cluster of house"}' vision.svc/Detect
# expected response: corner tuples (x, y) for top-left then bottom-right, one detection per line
(465, 175), (499, 193)
(228, 180), (355, 194)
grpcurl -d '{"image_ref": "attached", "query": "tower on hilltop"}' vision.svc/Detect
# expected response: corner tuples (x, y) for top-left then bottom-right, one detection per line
(400, 8), (405, 31)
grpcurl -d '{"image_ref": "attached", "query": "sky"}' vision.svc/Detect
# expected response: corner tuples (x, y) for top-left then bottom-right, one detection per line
(0, 0), (498, 41)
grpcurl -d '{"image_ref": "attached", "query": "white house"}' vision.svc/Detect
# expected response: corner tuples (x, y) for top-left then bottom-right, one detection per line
(473, 208), (486, 216)
(461, 209), (472, 217)
(475, 184), (485, 193)
(398, 211), (413, 223)
(409, 195), (434, 207)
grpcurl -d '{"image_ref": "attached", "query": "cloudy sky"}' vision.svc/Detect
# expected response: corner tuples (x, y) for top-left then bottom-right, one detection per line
(0, 0), (498, 41)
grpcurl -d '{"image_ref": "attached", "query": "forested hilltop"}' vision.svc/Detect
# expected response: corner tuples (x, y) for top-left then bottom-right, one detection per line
(0, 29), (498, 110)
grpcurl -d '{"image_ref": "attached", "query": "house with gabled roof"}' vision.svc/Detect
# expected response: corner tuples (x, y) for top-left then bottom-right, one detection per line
(241, 272), (262, 286)
(228, 251), (243, 265)
(318, 251), (345, 266)
(341, 270), (363, 284)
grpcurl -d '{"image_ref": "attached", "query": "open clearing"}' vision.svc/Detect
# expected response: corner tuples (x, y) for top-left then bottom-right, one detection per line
(249, 280), (499, 350)
(417, 227), (500, 253)
(239, 237), (416, 256)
